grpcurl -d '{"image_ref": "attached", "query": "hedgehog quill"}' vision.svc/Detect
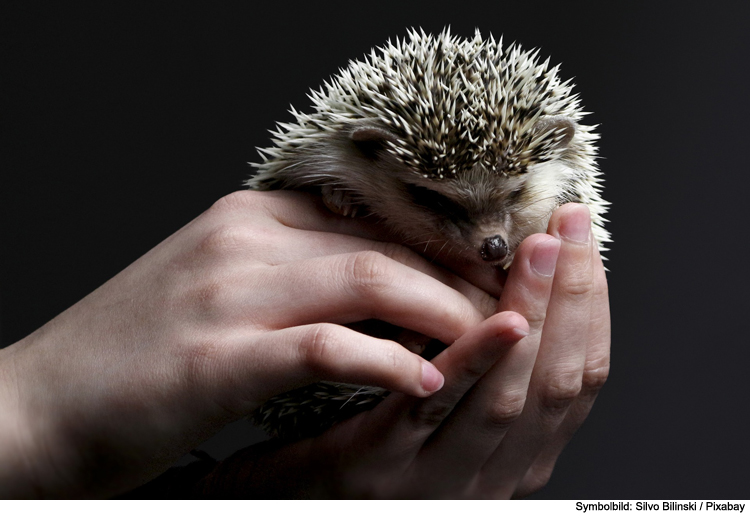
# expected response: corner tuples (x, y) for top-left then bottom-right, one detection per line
(248, 28), (610, 440)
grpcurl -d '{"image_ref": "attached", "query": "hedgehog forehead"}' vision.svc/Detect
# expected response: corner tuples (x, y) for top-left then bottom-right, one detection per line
(308, 29), (581, 180)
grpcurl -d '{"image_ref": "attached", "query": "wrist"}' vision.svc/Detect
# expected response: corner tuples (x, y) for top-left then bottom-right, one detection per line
(0, 332), (95, 498)
(0, 340), (46, 497)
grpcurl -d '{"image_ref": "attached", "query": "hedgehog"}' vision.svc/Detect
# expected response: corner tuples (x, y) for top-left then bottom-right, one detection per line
(247, 28), (610, 441)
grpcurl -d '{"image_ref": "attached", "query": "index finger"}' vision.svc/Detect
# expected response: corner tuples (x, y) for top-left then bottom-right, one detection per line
(256, 190), (507, 297)
(220, 190), (498, 314)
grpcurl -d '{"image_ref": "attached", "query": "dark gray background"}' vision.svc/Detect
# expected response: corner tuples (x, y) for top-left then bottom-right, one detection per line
(2, 2), (749, 498)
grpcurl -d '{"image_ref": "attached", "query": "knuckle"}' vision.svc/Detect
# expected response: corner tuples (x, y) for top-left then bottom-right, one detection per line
(210, 190), (262, 213)
(483, 393), (526, 431)
(181, 337), (226, 389)
(179, 337), (249, 418)
(518, 465), (554, 496)
(198, 224), (254, 257)
(380, 243), (420, 267)
(345, 251), (395, 295)
(381, 341), (402, 371)
(556, 262), (595, 299)
(581, 360), (610, 393)
(298, 324), (337, 374)
(521, 305), (547, 329)
(407, 400), (454, 430)
(453, 359), (492, 387)
(539, 372), (582, 411)
(190, 278), (233, 320)
(560, 273), (594, 298)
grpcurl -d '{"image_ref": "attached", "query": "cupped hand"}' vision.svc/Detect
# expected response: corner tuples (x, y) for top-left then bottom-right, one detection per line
(195, 203), (610, 499)
(0, 190), (497, 498)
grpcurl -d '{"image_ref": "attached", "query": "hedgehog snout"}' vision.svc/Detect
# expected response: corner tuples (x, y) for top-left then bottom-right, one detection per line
(480, 235), (508, 262)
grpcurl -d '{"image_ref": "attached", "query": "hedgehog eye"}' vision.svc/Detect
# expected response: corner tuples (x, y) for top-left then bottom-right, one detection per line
(508, 188), (523, 201)
(404, 184), (470, 223)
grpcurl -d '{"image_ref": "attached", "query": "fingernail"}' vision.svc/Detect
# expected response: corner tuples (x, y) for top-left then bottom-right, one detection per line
(495, 325), (529, 344)
(421, 362), (445, 393)
(530, 238), (561, 277)
(560, 205), (591, 244)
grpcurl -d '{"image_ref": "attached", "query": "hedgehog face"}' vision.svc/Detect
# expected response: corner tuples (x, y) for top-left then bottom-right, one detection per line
(394, 163), (565, 269)
(315, 123), (576, 269)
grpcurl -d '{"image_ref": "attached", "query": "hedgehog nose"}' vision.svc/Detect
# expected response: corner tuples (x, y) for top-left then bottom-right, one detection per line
(480, 235), (508, 262)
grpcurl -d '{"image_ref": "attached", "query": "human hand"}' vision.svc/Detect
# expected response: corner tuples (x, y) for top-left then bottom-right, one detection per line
(0, 190), (498, 498)
(194, 203), (610, 498)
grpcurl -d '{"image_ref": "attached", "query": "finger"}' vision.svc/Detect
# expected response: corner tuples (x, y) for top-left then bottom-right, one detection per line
(418, 242), (509, 299)
(404, 235), (560, 496)
(231, 191), (394, 242)
(264, 188), (509, 297)
(256, 251), (488, 343)
(515, 236), (611, 497)
(200, 191), (497, 318)
(476, 203), (595, 496)
(261, 231), (497, 318)
(352, 311), (529, 474)
(206, 323), (446, 412)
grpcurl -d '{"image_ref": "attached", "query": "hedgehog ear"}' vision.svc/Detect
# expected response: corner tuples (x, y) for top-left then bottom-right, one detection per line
(350, 124), (400, 146)
(532, 116), (576, 149)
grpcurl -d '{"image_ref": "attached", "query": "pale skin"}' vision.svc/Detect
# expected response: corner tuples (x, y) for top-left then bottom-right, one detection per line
(0, 191), (609, 498)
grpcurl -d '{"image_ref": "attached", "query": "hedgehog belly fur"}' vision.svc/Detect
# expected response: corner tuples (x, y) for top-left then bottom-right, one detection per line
(253, 383), (388, 441)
